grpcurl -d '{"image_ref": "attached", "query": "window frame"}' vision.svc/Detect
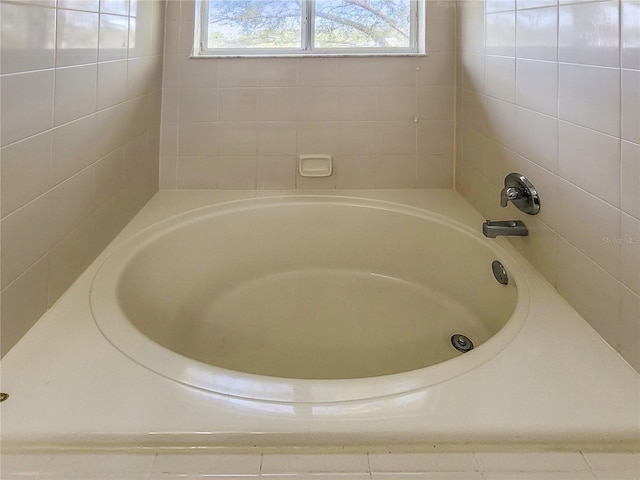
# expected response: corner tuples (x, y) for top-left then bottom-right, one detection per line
(193, 0), (426, 58)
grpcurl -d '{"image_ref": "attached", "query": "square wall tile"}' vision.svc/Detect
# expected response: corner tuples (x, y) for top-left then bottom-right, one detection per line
(49, 167), (96, 246)
(334, 155), (377, 189)
(218, 58), (258, 87)
(417, 51), (456, 86)
(0, 132), (52, 217)
(376, 57), (419, 86)
(417, 86), (455, 121)
(256, 58), (298, 87)
(54, 65), (98, 126)
(256, 156), (296, 189)
(376, 155), (417, 188)
(0, 2), (56, 74)
(257, 88), (297, 122)
(127, 57), (150, 99)
(217, 123), (257, 156)
(177, 122), (217, 156)
(378, 86), (417, 120)
(554, 178), (620, 278)
(337, 57), (379, 87)
(97, 60), (128, 110)
(98, 13), (129, 61)
(558, 121), (620, 208)
(176, 156), (217, 189)
(296, 121), (337, 153)
(621, 0), (640, 69)
(337, 87), (378, 121)
(485, 56), (515, 103)
(296, 87), (338, 121)
(256, 123), (297, 155)
(218, 88), (257, 122)
(622, 69), (640, 144)
(1, 194), (52, 289)
(485, 11), (515, 57)
(215, 156), (257, 189)
(179, 88), (218, 122)
(1, 70), (54, 146)
(559, 63), (620, 137)
(516, 59), (557, 117)
(417, 154), (453, 188)
(484, 97), (517, 152)
(96, 102), (131, 157)
(56, 9), (99, 67)
(516, 6), (558, 61)
(460, 11), (486, 55)
(559, 0), (619, 68)
(298, 58), (338, 86)
(180, 56), (218, 88)
(377, 122), (416, 155)
(52, 115), (97, 185)
(335, 122), (379, 155)
(621, 141), (640, 220)
(515, 107), (558, 173)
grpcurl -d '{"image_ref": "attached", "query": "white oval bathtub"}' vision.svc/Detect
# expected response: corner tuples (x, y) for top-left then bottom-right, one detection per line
(90, 196), (529, 403)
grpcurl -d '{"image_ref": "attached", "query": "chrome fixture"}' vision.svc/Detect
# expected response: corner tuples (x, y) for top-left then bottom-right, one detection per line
(451, 334), (474, 353)
(482, 220), (529, 238)
(500, 172), (540, 215)
(491, 260), (509, 285)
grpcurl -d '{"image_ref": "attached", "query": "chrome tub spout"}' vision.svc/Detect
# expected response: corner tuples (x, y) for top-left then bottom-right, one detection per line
(482, 220), (528, 238)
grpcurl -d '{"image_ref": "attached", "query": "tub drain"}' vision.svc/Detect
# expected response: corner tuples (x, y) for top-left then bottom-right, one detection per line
(451, 334), (474, 353)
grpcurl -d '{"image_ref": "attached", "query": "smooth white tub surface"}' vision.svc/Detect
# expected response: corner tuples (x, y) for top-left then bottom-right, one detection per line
(90, 196), (525, 402)
(1, 190), (639, 451)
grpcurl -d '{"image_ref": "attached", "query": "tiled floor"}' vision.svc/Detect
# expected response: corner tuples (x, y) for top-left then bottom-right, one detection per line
(1, 451), (639, 479)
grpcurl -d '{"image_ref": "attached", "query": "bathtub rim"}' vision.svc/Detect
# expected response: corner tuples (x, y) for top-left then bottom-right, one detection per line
(89, 194), (530, 404)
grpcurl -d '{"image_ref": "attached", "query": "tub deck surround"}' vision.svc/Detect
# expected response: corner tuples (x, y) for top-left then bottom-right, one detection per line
(1, 190), (639, 452)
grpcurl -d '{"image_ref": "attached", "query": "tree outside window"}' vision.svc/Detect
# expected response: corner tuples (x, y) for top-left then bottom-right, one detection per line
(197, 0), (423, 56)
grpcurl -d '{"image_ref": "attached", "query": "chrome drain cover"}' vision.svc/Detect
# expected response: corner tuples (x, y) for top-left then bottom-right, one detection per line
(451, 334), (474, 353)
(492, 260), (509, 285)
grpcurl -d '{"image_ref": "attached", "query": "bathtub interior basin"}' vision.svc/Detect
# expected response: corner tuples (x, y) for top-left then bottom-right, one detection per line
(90, 196), (528, 402)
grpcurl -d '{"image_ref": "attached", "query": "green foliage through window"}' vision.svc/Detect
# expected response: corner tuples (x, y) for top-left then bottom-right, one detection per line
(198, 0), (422, 55)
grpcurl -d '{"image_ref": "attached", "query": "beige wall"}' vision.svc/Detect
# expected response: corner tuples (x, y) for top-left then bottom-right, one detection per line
(0, 0), (165, 356)
(455, 0), (640, 371)
(159, 0), (456, 190)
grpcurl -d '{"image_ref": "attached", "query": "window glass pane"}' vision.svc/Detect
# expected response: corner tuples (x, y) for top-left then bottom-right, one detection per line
(314, 0), (411, 49)
(207, 0), (302, 49)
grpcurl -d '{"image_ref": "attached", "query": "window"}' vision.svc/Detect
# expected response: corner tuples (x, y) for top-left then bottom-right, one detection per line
(194, 0), (425, 57)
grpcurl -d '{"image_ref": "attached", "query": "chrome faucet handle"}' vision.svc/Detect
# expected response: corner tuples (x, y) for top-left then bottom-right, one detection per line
(500, 186), (523, 207)
(499, 173), (541, 215)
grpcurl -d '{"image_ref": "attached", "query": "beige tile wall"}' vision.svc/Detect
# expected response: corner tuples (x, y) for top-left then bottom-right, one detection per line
(159, 0), (456, 190)
(0, 0), (165, 356)
(455, 0), (640, 371)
